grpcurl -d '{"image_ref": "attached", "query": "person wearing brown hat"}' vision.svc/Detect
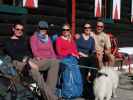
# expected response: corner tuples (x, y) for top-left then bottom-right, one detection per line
(29, 20), (60, 100)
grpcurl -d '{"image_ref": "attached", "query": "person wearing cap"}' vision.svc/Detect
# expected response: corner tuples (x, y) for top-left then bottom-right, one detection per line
(30, 20), (59, 100)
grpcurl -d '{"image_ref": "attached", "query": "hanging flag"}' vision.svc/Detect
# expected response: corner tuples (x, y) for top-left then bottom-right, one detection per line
(131, 0), (133, 23)
(112, 0), (121, 20)
(94, 0), (102, 17)
(23, 0), (38, 8)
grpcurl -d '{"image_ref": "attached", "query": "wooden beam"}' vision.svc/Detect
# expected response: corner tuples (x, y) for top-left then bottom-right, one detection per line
(13, 0), (15, 6)
(72, 0), (76, 35)
(0, 0), (3, 4)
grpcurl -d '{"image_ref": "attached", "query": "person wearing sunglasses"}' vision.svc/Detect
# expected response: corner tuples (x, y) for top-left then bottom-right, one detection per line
(30, 20), (59, 100)
(76, 22), (96, 60)
(56, 24), (83, 98)
(4, 22), (32, 71)
(93, 21), (115, 68)
(76, 22), (97, 97)
(56, 23), (79, 59)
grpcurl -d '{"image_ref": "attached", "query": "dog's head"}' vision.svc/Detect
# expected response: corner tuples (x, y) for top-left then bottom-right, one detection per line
(98, 66), (110, 73)
(96, 72), (108, 78)
(98, 66), (120, 78)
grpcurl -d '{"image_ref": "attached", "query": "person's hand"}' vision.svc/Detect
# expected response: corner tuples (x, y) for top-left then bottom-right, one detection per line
(28, 60), (38, 70)
(22, 56), (29, 63)
(79, 52), (88, 57)
(71, 53), (79, 59)
(96, 50), (103, 57)
(35, 57), (41, 61)
(96, 53), (100, 58)
(74, 34), (80, 39)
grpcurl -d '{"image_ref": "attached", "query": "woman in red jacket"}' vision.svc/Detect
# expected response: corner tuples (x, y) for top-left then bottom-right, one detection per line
(56, 23), (79, 59)
(55, 24), (83, 98)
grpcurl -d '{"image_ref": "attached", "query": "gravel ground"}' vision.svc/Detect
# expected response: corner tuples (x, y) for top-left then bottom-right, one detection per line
(73, 72), (133, 100)
(111, 73), (133, 100)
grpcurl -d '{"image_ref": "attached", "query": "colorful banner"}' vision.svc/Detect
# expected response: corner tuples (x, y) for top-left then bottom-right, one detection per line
(131, 0), (133, 22)
(23, 0), (38, 8)
(94, 0), (102, 17)
(112, 0), (121, 20)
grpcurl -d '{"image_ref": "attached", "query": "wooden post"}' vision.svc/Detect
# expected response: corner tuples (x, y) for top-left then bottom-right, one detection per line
(72, 0), (76, 36)
(66, 0), (68, 23)
(13, 0), (16, 6)
(104, 0), (107, 19)
(0, 0), (3, 4)
(128, 55), (131, 74)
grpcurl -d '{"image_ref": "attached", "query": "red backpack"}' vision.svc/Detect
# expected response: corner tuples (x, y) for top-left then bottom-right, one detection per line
(109, 33), (124, 59)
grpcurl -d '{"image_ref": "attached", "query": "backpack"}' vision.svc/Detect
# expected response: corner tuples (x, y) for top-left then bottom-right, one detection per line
(57, 56), (83, 99)
(108, 34), (125, 59)
(0, 55), (16, 76)
(0, 55), (39, 100)
(0, 75), (39, 100)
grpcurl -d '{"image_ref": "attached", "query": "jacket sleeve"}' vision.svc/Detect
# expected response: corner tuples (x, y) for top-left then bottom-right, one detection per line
(91, 38), (96, 53)
(56, 37), (68, 57)
(49, 39), (56, 58)
(30, 35), (39, 58)
(105, 34), (111, 50)
(71, 39), (79, 56)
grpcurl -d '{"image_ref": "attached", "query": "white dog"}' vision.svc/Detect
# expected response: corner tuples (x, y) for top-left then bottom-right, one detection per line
(93, 67), (119, 100)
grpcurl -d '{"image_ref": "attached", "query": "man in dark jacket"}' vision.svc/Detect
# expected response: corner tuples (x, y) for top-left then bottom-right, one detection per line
(4, 22), (32, 71)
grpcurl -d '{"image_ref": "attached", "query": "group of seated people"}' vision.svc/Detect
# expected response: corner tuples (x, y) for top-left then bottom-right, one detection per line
(2, 20), (116, 100)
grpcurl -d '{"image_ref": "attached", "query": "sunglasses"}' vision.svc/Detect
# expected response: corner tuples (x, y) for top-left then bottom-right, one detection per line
(84, 27), (91, 29)
(15, 28), (24, 31)
(96, 25), (104, 28)
(39, 27), (48, 30)
(62, 29), (70, 31)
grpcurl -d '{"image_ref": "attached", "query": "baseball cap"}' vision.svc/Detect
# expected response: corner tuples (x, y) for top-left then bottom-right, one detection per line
(38, 21), (48, 29)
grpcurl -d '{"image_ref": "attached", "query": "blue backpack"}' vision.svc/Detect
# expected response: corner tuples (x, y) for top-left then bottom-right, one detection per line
(57, 56), (83, 99)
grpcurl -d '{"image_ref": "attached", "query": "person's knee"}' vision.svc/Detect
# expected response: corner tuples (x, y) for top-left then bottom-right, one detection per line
(13, 60), (26, 72)
(107, 54), (115, 62)
(51, 59), (60, 67)
(28, 60), (39, 70)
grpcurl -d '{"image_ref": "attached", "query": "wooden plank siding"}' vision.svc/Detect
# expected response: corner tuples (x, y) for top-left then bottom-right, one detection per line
(0, 0), (133, 48)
